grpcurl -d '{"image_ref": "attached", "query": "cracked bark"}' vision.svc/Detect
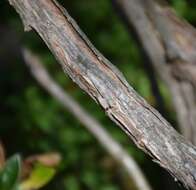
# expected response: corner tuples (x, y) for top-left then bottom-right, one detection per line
(112, 0), (196, 145)
(23, 48), (152, 190)
(8, 0), (196, 189)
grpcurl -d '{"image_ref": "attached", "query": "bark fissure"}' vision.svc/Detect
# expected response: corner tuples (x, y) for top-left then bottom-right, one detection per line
(23, 48), (152, 190)
(113, 0), (196, 146)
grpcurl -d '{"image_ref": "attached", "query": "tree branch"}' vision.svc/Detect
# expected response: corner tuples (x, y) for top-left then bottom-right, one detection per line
(23, 48), (152, 190)
(112, 0), (167, 119)
(112, 0), (196, 145)
(8, 0), (196, 189)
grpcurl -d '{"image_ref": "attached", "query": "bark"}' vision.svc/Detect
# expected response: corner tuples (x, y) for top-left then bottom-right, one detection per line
(8, 0), (196, 189)
(112, 1), (167, 119)
(23, 48), (152, 190)
(112, 0), (196, 145)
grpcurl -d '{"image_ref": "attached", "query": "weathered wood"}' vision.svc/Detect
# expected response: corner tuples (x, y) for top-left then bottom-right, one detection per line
(23, 48), (152, 190)
(8, 0), (196, 189)
(112, 0), (196, 146)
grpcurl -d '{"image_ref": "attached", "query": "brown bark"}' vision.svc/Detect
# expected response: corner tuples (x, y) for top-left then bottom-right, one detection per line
(23, 48), (152, 190)
(112, 0), (196, 145)
(8, 0), (196, 189)
(0, 141), (5, 169)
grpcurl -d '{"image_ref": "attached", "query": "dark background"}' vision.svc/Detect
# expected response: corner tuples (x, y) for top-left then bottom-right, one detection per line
(0, 0), (196, 190)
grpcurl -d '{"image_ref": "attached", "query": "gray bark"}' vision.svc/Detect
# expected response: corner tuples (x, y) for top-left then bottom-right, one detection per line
(112, 0), (196, 145)
(8, 0), (196, 189)
(23, 48), (152, 190)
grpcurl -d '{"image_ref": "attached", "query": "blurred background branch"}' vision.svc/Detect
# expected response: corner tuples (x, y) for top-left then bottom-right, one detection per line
(112, 0), (196, 145)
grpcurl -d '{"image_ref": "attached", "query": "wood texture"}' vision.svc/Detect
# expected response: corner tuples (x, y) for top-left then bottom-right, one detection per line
(113, 0), (196, 145)
(23, 48), (152, 190)
(8, 0), (196, 189)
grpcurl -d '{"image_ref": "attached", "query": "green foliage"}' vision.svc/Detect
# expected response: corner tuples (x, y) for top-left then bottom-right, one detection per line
(0, 154), (58, 190)
(0, 155), (21, 190)
(64, 176), (80, 190)
(171, 0), (196, 24)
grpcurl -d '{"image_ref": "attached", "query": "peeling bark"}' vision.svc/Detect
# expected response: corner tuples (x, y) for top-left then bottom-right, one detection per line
(8, 0), (196, 189)
(112, 0), (196, 146)
(23, 48), (152, 190)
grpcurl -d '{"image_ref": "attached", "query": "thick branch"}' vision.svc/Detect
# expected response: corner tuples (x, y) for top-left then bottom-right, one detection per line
(8, 0), (196, 189)
(112, 0), (196, 145)
(23, 48), (152, 190)
(112, 0), (167, 119)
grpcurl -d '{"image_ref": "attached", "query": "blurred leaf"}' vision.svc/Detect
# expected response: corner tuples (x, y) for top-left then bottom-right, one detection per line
(25, 153), (61, 168)
(22, 153), (61, 180)
(20, 163), (56, 190)
(0, 154), (21, 190)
